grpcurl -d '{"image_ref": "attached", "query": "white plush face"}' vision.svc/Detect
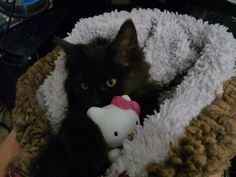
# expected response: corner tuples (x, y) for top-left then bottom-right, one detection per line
(87, 105), (140, 148)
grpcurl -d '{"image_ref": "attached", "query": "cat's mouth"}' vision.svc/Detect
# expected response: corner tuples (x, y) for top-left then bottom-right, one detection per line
(86, 97), (115, 109)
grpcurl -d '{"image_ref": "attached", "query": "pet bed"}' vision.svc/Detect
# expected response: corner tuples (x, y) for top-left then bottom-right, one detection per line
(9, 9), (236, 177)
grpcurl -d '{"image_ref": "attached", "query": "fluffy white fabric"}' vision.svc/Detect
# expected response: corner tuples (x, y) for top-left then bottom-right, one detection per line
(37, 51), (68, 132)
(36, 8), (236, 177)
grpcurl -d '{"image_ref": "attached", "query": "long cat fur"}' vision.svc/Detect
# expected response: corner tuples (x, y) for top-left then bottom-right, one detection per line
(32, 19), (188, 177)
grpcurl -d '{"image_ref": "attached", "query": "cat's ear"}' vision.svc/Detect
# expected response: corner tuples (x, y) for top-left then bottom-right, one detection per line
(112, 19), (138, 50)
(53, 36), (78, 56)
(112, 19), (139, 66)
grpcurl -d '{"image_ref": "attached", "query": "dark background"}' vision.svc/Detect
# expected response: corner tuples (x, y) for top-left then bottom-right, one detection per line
(0, 0), (235, 175)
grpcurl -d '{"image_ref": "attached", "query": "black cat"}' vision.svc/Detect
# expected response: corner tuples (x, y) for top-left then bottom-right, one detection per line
(33, 19), (183, 177)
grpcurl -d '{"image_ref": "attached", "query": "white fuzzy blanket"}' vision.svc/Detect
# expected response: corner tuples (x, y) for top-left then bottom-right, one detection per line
(36, 9), (236, 177)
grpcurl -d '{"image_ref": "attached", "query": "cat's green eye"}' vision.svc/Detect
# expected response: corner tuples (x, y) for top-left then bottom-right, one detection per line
(106, 78), (117, 88)
(80, 82), (89, 90)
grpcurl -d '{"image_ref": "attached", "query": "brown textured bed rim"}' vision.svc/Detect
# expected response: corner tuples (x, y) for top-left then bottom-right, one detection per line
(146, 79), (236, 177)
(9, 48), (236, 177)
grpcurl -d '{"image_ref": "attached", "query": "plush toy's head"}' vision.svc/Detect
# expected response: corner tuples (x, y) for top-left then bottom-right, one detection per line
(87, 95), (140, 148)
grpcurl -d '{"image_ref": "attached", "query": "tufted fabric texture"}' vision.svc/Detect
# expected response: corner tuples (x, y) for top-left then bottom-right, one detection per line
(9, 48), (60, 176)
(9, 51), (236, 177)
(7, 9), (236, 177)
(10, 47), (236, 177)
(145, 77), (236, 177)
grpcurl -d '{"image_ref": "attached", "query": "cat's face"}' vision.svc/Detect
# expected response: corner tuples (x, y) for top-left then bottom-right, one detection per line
(64, 43), (125, 112)
(56, 20), (150, 113)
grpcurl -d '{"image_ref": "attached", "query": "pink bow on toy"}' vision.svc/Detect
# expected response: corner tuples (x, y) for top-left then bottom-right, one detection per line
(111, 96), (141, 116)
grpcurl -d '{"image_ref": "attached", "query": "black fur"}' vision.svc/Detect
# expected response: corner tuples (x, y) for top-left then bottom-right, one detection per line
(33, 19), (185, 177)
(33, 113), (109, 177)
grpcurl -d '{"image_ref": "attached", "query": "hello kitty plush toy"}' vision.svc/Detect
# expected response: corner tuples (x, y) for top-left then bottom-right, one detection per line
(87, 95), (140, 161)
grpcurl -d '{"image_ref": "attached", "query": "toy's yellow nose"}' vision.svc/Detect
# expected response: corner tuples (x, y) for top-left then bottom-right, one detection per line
(128, 130), (135, 137)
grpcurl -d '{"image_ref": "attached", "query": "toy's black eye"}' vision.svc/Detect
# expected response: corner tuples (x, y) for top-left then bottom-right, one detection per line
(136, 121), (139, 125)
(114, 131), (118, 136)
